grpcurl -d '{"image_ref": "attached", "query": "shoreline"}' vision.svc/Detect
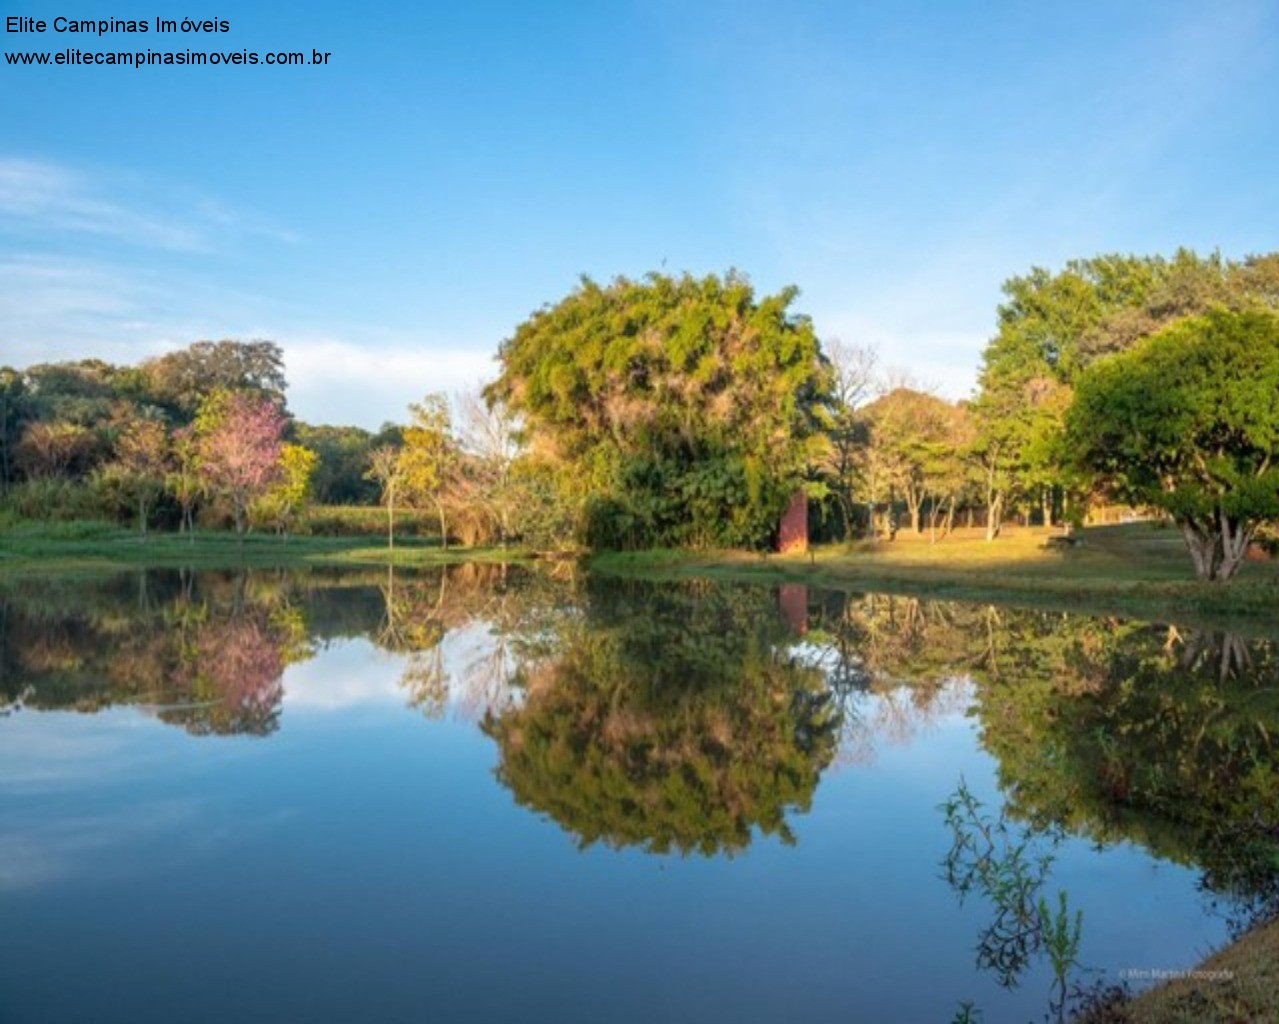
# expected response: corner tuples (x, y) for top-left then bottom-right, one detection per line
(588, 526), (1279, 626)
(6, 521), (1279, 625)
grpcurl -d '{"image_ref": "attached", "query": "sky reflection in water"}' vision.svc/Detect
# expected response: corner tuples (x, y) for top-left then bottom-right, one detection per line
(1, 566), (1274, 1023)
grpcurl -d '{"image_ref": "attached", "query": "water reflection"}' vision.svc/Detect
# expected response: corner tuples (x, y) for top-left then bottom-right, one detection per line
(482, 581), (840, 855)
(2, 569), (1276, 915)
(0, 570), (309, 736)
(795, 592), (1279, 920)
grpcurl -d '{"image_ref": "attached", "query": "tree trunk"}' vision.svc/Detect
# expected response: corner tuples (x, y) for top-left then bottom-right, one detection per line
(387, 494), (395, 551)
(1217, 510), (1255, 582)
(985, 491), (1003, 542)
(436, 499), (448, 551)
(1179, 512), (1256, 582)
(837, 495), (853, 543)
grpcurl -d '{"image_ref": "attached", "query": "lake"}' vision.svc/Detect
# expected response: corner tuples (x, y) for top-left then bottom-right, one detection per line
(1, 565), (1275, 1023)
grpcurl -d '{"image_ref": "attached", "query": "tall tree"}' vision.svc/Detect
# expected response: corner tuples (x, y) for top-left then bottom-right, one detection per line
(819, 339), (879, 538)
(143, 340), (287, 418)
(399, 394), (458, 549)
(1068, 309), (1279, 582)
(455, 389), (523, 547)
(862, 388), (958, 535)
(195, 391), (286, 535)
(972, 250), (1279, 537)
(253, 443), (318, 538)
(365, 445), (405, 551)
(486, 271), (831, 549)
(103, 418), (169, 536)
(168, 424), (202, 539)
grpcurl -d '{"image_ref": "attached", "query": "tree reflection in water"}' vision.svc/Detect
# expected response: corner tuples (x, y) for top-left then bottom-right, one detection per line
(481, 580), (841, 855)
(2, 570), (1277, 907)
(797, 589), (1279, 932)
(0, 570), (308, 736)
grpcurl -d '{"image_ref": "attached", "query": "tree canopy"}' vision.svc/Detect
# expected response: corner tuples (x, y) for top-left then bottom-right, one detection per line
(1068, 308), (1279, 581)
(486, 271), (831, 549)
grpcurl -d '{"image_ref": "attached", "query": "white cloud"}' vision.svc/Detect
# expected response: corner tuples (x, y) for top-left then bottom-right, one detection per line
(0, 251), (492, 427)
(282, 639), (404, 711)
(281, 335), (497, 427)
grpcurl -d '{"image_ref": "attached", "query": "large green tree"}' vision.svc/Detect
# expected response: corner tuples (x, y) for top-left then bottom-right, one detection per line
(142, 339), (287, 419)
(486, 271), (831, 549)
(973, 250), (1279, 536)
(1068, 308), (1279, 582)
(861, 388), (962, 535)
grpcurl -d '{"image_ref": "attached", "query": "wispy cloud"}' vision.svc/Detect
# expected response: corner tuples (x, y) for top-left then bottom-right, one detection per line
(0, 156), (297, 252)
(0, 157), (208, 250)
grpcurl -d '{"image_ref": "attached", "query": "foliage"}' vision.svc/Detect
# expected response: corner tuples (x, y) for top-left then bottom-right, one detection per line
(1068, 309), (1279, 581)
(0, 477), (107, 521)
(194, 390), (287, 535)
(815, 339), (878, 539)
(141, 339), (287, 418)
(14, 420), (99, 480)
(486, 271), (831, 549)
(940, 779), (1079, 1004)
(451, 390), (523, 546)
(11, 251), (1279, 564)
(398, 393), (458, 548)
(861, 388), (968, 536)
(0, 365), (28, 487)
(972, 249), (1279, 540)
(292, 421), (395, 505)
(167, 424), (202, 536)
(252, 442), (318, 537)
(96, 417), (169, 535)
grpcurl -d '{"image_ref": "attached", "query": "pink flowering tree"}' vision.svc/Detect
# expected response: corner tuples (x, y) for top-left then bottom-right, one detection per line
(195, 391), (286, 535)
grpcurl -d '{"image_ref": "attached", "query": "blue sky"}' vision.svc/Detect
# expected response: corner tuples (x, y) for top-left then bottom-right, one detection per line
(3, 0), (1277, 428)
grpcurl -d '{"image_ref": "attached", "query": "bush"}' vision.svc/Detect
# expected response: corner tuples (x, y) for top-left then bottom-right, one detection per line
(0, 479), (107, 522)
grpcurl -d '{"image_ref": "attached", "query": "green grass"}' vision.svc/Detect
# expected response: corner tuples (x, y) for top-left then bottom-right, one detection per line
(9, 518), (1279, 621)
(590, 523), (1279, 622)
(0, 518), (530, 576)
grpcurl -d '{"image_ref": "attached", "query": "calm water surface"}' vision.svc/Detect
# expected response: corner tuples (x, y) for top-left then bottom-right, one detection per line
(1, 566), (1275, 1023)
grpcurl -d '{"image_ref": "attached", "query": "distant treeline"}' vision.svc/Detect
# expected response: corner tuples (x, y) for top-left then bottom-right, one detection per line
(0, 340), (397, 504)
(5, 250), (1279, 577)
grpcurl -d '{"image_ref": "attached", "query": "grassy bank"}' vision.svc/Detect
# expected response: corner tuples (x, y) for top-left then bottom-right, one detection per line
(10, 519), (1279, 622)
(591, 523), (1279, 622)
(1087, 915), (1279, 1023)
(0, 519), (530, 576)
